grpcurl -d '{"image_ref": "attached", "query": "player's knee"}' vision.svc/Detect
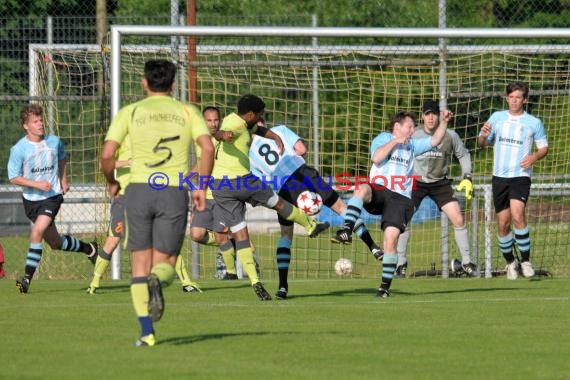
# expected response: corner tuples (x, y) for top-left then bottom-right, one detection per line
(190, 228), (206, 243)
(353, 185), (371, 202)
(265, 192), (280, 208)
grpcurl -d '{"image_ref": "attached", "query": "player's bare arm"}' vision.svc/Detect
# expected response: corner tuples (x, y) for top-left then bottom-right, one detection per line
(100, 140), (120, 197)
(194, 134), (214, 211)
(10, 176), (51, 192)
(58, 159), (70, 194)
(213, 130), (234, 142)
(477, 122), (492, 147)
(371, 139), (403, 165)
(256, 126), (284, 155)
(293, 139), (307, 157)
(115, 159), (132, 168)
(521, 146), (549, 169)
(430, 110), (453, 147)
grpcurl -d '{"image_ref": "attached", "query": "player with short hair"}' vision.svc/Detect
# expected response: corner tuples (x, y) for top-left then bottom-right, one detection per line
(333, 109), (453, 297)
(101, 59), (214, 346)
(189, 107), (227, 258)
(477, 82), (548, 279)
(210, 94), (330, 301)
(87, 135), (200, 294)
(396, 100), (478, 278)
(8, 104), (98, 294)
(249, 124), (383, 300)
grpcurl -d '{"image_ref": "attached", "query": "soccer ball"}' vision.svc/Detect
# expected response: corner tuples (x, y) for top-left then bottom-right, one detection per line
(296, 190), (323, 216)
(334, 258), (353, 276)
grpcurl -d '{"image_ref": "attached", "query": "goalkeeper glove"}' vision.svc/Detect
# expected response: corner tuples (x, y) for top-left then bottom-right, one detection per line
(456, 174), (473, 201)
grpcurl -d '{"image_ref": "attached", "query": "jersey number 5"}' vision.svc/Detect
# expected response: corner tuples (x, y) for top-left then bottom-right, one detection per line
(145, 136), (180, 168)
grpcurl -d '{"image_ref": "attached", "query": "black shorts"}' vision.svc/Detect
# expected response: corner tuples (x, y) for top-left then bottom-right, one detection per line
(23, 194), (63, 224)
(277, 164), (339, 226)
(411, 179), (456, 210)
(492, 176), (531, 213)
(363, 187), (414, 233)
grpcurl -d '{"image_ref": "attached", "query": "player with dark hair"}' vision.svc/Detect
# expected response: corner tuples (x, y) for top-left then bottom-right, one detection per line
(396, 100), (478, 278)
(101, 59), (214, 346)
(250, 124), (383, 300)
(333, 109), (453, 297)
(87, 134), (200, 294)
(210, 94), (329, 301)
(8, 104), (97, 294)
(478, 82), (548, 279)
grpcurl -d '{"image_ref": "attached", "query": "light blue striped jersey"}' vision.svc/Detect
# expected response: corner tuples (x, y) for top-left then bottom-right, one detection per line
(369, 132), (433, 198)
(249, 125), (306, 192)
(482, 110), (548, 178)
(8, 135), (66, 201)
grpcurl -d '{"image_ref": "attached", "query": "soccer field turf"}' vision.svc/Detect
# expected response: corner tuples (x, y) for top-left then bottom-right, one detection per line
(2, 277), (569, 380)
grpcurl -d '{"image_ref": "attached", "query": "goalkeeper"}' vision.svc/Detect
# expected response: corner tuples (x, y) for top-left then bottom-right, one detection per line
(395, 100), (478, 277)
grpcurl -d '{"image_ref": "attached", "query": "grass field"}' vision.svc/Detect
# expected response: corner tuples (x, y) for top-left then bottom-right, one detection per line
(1, 277), (569, 380)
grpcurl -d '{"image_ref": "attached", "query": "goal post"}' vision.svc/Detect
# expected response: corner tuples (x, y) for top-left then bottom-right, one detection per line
(26, 26), (570, 280)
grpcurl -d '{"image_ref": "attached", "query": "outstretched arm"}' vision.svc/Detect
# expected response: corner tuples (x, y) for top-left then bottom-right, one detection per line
(430, 110), (453, 147)
(255, 126), (284, 155)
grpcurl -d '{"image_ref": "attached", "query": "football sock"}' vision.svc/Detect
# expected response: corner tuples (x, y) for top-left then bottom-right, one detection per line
(454, 225), (472, 264)
(281, 201), (312, 229)
(380, 253), (398, 290)
(90, 249), (111, 288)
(205, 231), (217, 246)
(498, 232), (515, 263)
(197, 231), (218, 246)
(354, 219), (375, 250)
(219, 240), (237, 275)
(236, 240), (258, 284)
(131, 277), (152, 337)
(276, 236), (292, 290)
(175, 255), (191, 286)
(24, 242), (43, 281)
(343, 197), (364, 232)
(514, 226), (531, 262)
(131, 277), (150, 315)
(396, 228), (410, 266)
(61, 235), (92, 255)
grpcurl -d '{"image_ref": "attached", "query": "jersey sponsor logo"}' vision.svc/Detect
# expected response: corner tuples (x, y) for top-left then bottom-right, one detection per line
(31, 164), (55, 174)
(421, 149), (444, 158)
(388, 155), (410, 166)
(498, 136), (523, 145)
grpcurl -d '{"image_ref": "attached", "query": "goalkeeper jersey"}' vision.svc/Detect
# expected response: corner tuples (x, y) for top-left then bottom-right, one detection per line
(412, 127), (471, 183)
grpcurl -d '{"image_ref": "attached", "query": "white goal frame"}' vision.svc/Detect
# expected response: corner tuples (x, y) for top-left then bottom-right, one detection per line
(109, 25), (570, 279)
(30, 25), (567, 279)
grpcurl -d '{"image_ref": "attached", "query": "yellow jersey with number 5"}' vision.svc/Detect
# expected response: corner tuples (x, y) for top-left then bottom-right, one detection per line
(105, 95), (209, 185)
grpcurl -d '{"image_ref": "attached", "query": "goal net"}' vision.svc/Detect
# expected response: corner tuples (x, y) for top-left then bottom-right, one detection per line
(27, 27), (570, 280)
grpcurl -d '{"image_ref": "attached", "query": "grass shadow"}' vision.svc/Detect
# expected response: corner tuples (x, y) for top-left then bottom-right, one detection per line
(158, 331), (277, 346)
